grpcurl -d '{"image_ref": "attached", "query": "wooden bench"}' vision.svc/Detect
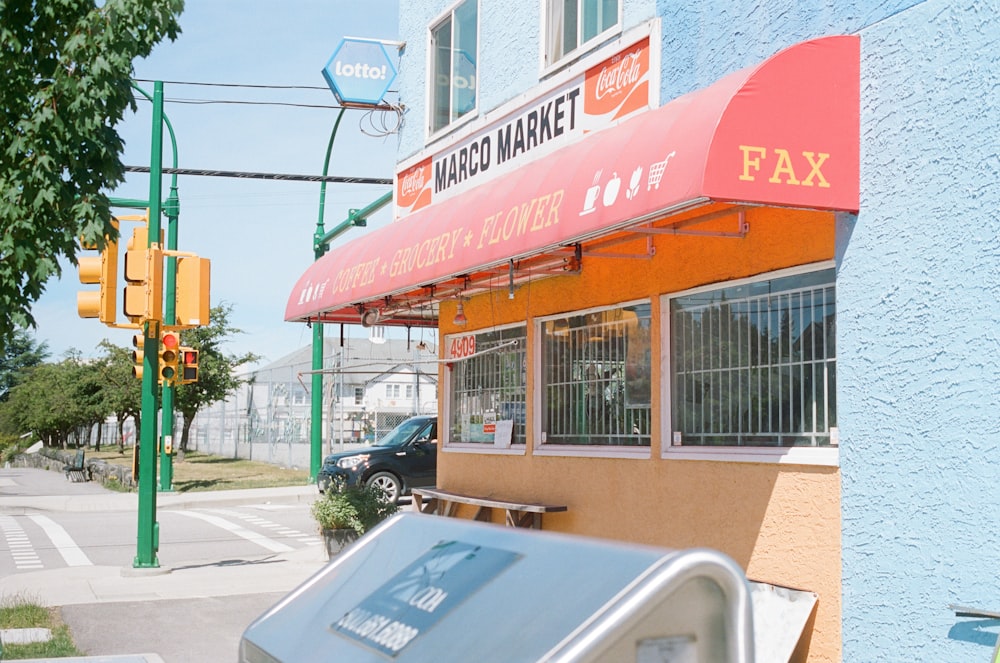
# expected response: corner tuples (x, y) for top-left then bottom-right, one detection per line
(411, 487), (567, 529)
(62, 448), (88, 482)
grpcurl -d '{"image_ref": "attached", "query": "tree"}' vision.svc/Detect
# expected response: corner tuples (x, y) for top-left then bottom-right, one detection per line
(96, 339), (142, 451)
(0, 329), (49, 402)
(5, 355), (97, 447)
(0, 0), (183, 352)
(174, 304), (259, 453)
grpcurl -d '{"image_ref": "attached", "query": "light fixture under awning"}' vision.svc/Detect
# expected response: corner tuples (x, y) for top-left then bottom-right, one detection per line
(286, 35), (858, 326)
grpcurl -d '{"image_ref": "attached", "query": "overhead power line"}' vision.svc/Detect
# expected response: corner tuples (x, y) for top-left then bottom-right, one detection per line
(133, 78), (329, 91)
(123, 165), (393, 185)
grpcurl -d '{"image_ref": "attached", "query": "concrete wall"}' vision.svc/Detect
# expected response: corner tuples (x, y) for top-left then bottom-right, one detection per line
(840, 2), (1000, 661)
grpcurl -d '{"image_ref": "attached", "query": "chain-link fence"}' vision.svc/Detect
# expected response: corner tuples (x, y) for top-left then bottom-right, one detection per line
(180, 337), (439, 468)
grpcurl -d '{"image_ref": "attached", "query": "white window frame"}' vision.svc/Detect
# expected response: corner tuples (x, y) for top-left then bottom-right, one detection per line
(427, 0), (479, 139)
(533, 300), (652, 460)
(442, 322), (528, 455)
(542, 0), (623, 72)
(662, 262), (839, 467)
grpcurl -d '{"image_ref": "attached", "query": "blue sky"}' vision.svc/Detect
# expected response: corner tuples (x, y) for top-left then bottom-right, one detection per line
(30, 1), (404, 367)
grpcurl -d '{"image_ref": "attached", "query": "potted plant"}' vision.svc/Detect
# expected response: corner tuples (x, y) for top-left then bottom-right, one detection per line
(311, 482), (399, 558)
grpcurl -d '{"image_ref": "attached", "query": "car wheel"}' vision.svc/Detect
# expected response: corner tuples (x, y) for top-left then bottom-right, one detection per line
(367, 471), (402, 503)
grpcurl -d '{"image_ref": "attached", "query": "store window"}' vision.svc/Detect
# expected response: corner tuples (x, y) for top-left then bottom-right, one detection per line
(667, 267), (837, 447)
(430, 0), (478, 134)
(447, 325), (526, 445)
(544, 0), (620, 68)
(540, 302), (652, 446)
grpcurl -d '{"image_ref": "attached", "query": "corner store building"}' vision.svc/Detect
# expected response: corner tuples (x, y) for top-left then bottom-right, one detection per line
(288, 3), (1000, 661)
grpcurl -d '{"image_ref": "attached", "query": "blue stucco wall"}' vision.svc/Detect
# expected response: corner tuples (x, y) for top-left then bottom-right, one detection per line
(840, 2), (1000, 661)
(394, 1), (1000, 660)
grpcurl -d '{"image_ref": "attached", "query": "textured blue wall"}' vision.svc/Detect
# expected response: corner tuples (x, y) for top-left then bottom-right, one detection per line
(840, 2), (1000, 661)
(394, 1), (1000, 660)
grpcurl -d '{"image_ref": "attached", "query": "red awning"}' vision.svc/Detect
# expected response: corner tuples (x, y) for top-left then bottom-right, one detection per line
(286, 35), (858, 325)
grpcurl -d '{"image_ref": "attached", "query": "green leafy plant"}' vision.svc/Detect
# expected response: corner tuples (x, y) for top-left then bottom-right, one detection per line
(311, 483), (399, 535)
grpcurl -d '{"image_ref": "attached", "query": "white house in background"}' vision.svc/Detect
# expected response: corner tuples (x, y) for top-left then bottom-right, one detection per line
(185, 335), (438, 462)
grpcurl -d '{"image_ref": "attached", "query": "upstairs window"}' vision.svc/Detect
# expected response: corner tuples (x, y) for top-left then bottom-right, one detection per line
(545, 0), (620, 68)
(430, 0), (478, 134)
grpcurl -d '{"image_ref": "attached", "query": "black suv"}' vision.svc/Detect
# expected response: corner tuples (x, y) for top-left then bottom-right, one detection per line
(316, 415), (437, 502)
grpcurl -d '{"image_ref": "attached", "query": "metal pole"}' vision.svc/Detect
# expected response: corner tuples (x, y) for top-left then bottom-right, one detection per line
(134, 81), (165, 569)
(309, 108), (345, 482)
(127, 82), (181, 492)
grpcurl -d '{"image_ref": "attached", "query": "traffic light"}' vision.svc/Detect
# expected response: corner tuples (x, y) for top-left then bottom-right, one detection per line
(122, 223), (163, 323)
(159, 331), (180, 384)
(179, 346), (199, 384)
(175, 256), (211, 327)
(77, 218), (119, 323)
(131, 334), (144, 379)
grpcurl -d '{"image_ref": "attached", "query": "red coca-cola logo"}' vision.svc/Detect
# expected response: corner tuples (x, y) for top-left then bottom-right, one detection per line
(594, 51), (643, 101)
(584, 38), (649, 117)
(400, 169), (425, 196)
(397, 159), (431, 208)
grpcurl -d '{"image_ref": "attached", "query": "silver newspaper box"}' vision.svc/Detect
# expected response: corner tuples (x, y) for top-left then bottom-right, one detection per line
(240, 513), (754, 663)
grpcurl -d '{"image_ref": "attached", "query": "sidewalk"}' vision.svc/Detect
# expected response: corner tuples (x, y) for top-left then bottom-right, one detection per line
(0, 469), (324, 607)
(0, 468), (330, 661)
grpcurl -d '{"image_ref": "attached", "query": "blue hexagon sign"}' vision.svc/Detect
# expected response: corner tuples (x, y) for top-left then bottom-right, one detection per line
(322, 38), (397, 106)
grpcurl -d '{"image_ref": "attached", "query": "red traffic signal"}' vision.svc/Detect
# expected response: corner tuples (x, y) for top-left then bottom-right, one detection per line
(159, 331), (180, 383)
(180, 347), (199, 384)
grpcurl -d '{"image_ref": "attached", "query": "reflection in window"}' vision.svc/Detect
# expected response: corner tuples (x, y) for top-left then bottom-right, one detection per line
(541, 303), (651, 446)
(545, 0), (619, 67)
(670, 269), (837, 447)
(430, 0), (477, 133)
(448, 326), (526, 445)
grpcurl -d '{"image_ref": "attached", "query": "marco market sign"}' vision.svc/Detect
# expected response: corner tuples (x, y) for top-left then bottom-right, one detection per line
(396, 35), (654, 218)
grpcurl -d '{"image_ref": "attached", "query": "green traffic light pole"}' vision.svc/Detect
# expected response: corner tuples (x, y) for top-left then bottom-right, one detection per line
(113, 82), (181, 494)
(308, 109), (394, 481)
(134, 80), (167, 568)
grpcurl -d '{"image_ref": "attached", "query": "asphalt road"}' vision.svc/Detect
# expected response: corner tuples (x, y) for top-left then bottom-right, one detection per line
(61, 593), (286, 662)
(0, 465), (326, 662)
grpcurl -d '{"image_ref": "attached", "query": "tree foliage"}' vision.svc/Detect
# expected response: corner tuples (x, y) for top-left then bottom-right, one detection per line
(0, 0), (183, 351)
(0, 328), (49, 402)
(175, 303), (259, 452)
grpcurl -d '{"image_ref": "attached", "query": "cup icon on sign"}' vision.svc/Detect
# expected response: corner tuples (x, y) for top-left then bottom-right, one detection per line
(580, 169), (604, 216)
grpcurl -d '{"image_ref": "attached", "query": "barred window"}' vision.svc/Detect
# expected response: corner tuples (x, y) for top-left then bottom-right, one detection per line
(541, 302), (652, 446)
(448, 325), (527, 445)
(669, 268), (836, 447)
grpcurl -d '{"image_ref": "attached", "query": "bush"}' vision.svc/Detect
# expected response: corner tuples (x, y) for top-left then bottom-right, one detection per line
(0, 433), (32, 465)
(311, 483), (399, 535)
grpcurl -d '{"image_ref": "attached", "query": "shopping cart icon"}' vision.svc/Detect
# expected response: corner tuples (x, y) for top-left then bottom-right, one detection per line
(647, 150), (677, 191)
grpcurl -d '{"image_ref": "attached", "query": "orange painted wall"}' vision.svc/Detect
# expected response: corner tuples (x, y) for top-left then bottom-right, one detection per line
(437, 205), (841, 662)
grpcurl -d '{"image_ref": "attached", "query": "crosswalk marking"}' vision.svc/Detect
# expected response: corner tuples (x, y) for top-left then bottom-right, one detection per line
(204, 508), (319, 545)
(0, 515), (43, 569)
(173, 510), (294, 553)
(27, 514), (92, 567)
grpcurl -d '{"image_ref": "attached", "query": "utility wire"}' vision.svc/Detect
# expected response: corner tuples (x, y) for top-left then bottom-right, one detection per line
(133, 78), (329, 90)
(124, 165), (392, 185)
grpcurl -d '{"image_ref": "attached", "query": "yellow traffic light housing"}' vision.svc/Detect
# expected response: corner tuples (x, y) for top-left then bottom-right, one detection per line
(131, 334), (144, 379)
(122, 223), (163, 324)
(179, 346), (199, 385)
(159, 331), (180, 384)
(77, 218), (119, 323)
(175, 256), (211, 327)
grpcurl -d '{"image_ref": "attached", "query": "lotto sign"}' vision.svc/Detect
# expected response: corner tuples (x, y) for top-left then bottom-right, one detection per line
(322, 38), (397, 105)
